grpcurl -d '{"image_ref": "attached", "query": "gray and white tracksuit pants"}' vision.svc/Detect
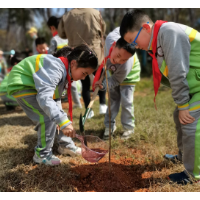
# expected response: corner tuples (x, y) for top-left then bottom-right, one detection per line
(16, 95), (76, 158)
(173, 101), (200, 179)
(104, 85), (135, 130)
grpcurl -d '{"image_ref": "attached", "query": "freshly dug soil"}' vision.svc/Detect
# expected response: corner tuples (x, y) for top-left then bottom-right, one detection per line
(68, 149), (165, 192)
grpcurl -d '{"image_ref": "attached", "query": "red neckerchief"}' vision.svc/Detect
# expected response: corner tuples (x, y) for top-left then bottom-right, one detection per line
(59, 57), (73, 122)
(53, 31), (58, 37)
(148, 20), (167, 109)
(92, 41), (116, 91)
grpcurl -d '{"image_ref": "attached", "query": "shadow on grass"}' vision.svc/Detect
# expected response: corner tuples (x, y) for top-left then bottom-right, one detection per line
(0, 105), (24, 115)
(76, 128), (105, 139)
(0, 132), (75, 192)
(0, 115), (34, 127)
(0, 134), (37, 167)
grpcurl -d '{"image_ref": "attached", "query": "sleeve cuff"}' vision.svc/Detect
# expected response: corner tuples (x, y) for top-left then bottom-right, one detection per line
(59, 119), (72, 130)
(177, 103), (189, 110)
(100, 80), (106, 91)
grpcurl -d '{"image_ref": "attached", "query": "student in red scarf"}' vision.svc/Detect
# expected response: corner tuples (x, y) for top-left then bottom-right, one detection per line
(120, 9), (200, 185)
(7, 45), (98, 166)
(47, 16), (68, 54)
(47, 16), (83, 110)
(94, 32), (141, 140)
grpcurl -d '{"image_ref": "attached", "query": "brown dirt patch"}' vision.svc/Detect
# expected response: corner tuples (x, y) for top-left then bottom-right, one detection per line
(67, 149), (167, 192)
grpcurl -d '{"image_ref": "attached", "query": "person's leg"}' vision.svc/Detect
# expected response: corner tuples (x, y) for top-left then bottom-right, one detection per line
(81, 75), (91, 109)
(16, 96), (61, 165)
(81, 75), (94, 118)
(103, 86), (120, 139)
(169, 101), (200, 184)
(71, 81), (82, 108)
(164, 107), (183, 162)
(120, 85), (135, 139)
(99, 90), (107, 114)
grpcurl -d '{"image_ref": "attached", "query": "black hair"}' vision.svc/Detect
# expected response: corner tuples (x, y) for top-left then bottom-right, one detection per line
(35, 37), (46, 46)
(53, 44), (98, 70)
(10, 52), (24, 66)
(116, 37), (135, 55)
(120, 9), (153, 38)
(47, 16), (60, 29)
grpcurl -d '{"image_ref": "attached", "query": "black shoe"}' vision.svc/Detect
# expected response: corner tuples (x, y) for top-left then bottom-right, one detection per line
(164, 154), (182, 164)
(168, 171), (193, 185)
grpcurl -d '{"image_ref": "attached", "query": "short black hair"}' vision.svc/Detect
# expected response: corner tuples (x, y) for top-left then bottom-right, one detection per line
(120, 9), (153, 38)
(116, 37), (135, 55)
(53, 44), (98, 70)
(35, 37), (46, 46)
(47, 16), (60, 29)
(10, 52), (24, 66)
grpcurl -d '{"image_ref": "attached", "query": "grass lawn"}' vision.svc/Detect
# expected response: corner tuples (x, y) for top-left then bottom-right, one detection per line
(0, 77), (199, 192)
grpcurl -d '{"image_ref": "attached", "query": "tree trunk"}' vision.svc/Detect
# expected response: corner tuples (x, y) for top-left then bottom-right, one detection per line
(4, 9), (10, 51)
(188, 8), (195, 28)
(47, 8), (51, 19)
(174, 8), (180, 23)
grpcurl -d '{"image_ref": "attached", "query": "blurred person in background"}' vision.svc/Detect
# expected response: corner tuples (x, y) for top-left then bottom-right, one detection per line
(0, 52), (24, 110)
(27, 27), (38, 55)
(0, 50), (8, 83)
(47, 16), (68, 54)
(47, 15), (82, 108)
(35, 37), (49, 54)
(58, 8), (107, 118)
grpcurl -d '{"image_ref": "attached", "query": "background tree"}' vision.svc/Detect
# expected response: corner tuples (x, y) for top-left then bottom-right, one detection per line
(1, 8), (200, 72)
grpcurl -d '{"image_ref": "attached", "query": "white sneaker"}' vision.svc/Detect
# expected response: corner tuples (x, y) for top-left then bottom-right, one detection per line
(33, 153), (61, 166)
(121, 129), (134, 140)
(87, 110), (94, 119)
(103, 125), (117, 140)
(99, 104), (108, 114)
(58, 146), (82, 157)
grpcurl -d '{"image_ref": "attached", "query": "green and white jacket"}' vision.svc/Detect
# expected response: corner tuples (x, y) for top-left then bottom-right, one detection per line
(7, 54), (71, 130)
(148, 22), (200, 111)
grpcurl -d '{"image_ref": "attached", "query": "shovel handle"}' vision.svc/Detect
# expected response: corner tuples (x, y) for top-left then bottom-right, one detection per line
(88, 70), (105, 109)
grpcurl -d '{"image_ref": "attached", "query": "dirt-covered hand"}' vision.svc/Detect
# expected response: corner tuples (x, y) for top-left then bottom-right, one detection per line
(61, 124), (76, 138)
(179, 109), (195, 125)
(94, 80), (103, 89)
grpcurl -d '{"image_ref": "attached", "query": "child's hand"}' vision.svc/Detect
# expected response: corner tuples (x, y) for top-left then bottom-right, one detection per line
(94, 80), (103, 89)
(61, 124), (76, 138)
(179, 109), (195, 125)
